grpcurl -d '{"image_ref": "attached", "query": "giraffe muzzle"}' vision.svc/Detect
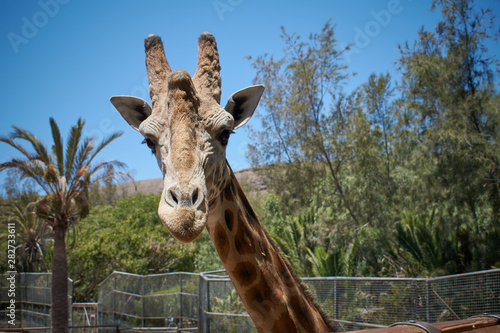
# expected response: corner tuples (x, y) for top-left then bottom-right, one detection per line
(158, 183), (208, 243)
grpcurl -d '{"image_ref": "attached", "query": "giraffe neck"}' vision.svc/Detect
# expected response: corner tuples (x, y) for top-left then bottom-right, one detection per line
(206, 166), (335, 333)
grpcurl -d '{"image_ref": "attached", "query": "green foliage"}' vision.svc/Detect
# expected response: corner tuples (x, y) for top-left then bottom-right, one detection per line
(211, 289), (247, 314)
(68, 193), (196, 301)
(307, 242), (358, 277)
(0, 117), (129, 332)
(247, 21), (352, 211)
(248, 0), (500, 279)
(0, 173), (53, 273)
(0, 194), (51, 272)
(398, 0), (500, 216)
(388, 210), (460, 276)
(210, 289), (255, 333)
(193, 231), (224, 273)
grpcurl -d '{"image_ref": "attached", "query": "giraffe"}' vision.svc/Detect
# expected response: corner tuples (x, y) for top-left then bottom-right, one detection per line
(110, 32), (336, 333)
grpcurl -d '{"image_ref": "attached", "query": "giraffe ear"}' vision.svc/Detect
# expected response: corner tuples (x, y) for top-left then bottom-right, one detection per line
(224, 85), (265, 129)
(110, 96), (152, 131)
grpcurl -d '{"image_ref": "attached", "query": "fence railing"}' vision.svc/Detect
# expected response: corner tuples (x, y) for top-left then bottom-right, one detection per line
(197, 269), (500, 332)
(0, 272), (73, 330)
(1, 269), (499, 332)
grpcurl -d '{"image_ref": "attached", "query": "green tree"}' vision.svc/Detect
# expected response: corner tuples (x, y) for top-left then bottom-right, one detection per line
(1, 169), (38, 199)
(247, 21), (354, 213)
(68, 193), (195, 301)
(397, 0), (500, 271)
(88, 164), (119, 206)
(387, 210), (461, 276)
(247, 0), (499, 278)
(248, 22), (401, 234)
(0, 118), (127, 333)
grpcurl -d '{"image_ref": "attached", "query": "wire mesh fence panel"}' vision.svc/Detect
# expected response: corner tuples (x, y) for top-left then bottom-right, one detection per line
(198, 272), (257, 333)
(0, 273), (72, 329)
(198, 269), (500, 332)
(71, 303), (99, 328)
(304, 277), (429, 331)
(98, 271), (117, 318)
(206, 313), (257, 333)
(426, 269), (500, 322)
(98, 271), (200, 329)
(1, 269), (499, 331)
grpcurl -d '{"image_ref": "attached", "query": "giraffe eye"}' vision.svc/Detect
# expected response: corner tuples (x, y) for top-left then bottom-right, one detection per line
(142, 138), (156, 154)
(218, 130), (234, 146)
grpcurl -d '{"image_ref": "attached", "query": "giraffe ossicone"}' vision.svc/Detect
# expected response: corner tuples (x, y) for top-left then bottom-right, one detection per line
(111, 32), (336, 332)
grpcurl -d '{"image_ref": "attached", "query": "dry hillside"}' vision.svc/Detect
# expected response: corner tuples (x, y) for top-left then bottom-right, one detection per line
(114, 167), (266, 199)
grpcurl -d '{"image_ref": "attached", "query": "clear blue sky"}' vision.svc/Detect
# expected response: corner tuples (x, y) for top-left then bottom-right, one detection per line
(1, 0), (498, 185)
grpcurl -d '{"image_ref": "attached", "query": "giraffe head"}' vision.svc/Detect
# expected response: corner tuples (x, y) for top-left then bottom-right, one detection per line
(111, 33), (264, 243)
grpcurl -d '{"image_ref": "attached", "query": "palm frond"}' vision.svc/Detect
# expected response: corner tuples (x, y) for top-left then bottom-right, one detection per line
(87, 160), (132, 185)
(0, 159), (53, 193)
(65, 118), (85, 181)
(50, 118), (65, 177)
(11, 126), (53, 166)
(0, 137), (32, 160)
(89, 132), (123, 162)
(67, 136), (94, 190)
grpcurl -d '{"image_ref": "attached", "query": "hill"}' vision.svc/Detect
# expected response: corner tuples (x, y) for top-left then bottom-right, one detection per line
(114, 167), (267, 199)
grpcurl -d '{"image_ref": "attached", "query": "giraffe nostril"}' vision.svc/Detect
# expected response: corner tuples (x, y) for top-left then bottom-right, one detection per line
(166, 185), (204, 209)
(169, 189), (179, 206)
(191, 188), (199, 206)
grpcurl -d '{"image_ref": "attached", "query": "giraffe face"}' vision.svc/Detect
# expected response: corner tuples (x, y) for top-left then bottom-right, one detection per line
(111, 33), (264, 243)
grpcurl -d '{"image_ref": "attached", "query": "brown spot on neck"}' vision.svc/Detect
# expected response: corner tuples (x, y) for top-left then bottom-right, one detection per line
(213, 223), (229, 264)
(232, 261), (258, 287)
(224, 209), (234, 231)
(234, 212), (255, 256)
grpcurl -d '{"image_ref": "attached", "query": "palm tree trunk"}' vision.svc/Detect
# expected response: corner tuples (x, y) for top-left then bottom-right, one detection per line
(51, 224), (69, 333)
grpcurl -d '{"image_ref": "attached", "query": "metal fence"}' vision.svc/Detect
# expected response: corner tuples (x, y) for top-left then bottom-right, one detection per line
(98, 271), (199, 330)
(0, 272), (73, 331)
(1, 269), (499, 332)
(198, 269), (500, 332)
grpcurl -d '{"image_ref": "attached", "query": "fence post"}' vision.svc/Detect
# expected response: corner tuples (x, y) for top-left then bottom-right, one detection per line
(206, 277), (210, 333)
(426, 278), (431, 322)
(334, 278), (338, 321)
(179, 273), (183, 329)
(198, 275), (205, 333)
(142, 275), (145, 328)
(113, 273), (117, 325)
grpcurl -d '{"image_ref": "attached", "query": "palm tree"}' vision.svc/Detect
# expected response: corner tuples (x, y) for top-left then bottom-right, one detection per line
(307, 242), (358, 277)
(392, 210), (460, 276)
(1, 191), (50, 272)
(0, 118), (128, 333)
